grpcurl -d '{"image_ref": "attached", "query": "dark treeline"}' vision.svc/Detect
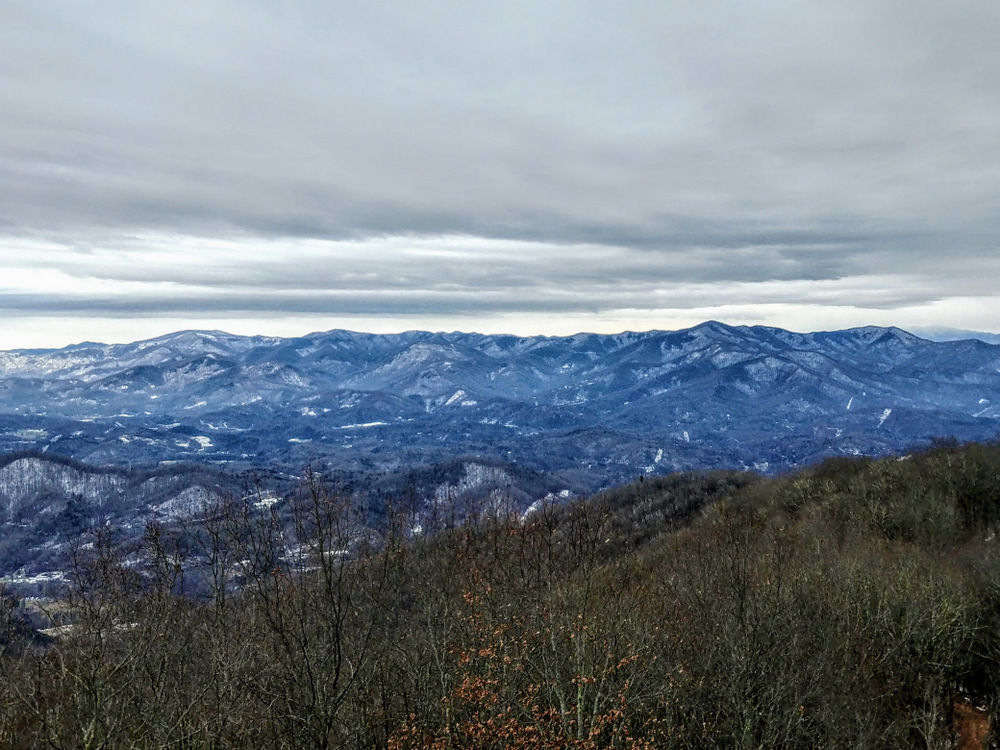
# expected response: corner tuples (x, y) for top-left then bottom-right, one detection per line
(3, 441), (1000, 748)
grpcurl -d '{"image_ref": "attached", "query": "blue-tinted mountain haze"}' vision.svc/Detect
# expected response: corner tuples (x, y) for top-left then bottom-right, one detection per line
(1, 322), (997, 484)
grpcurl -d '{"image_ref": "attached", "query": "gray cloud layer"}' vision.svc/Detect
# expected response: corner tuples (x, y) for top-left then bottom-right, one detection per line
(1, 1), (999, 343)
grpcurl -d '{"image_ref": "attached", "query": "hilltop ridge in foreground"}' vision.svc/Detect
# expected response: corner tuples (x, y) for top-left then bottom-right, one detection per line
(0, 322), (998, 485)
(4, 440), (1000, 748)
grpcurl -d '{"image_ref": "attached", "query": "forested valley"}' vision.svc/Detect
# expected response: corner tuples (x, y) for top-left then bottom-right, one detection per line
(3, 440), (1000, 749)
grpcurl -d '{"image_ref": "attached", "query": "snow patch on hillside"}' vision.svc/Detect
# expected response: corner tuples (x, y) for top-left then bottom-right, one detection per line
(152, 485), (214, 519)
(434, 463), (512, 504)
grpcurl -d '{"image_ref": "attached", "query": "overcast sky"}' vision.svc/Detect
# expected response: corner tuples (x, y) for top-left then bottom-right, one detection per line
(2, 1), (998, 349)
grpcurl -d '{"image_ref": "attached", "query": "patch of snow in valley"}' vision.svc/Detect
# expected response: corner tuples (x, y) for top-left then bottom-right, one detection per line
(15, 429), (48, 440)
(1, 570), (67, 585)
(251, 491), (280, 509)
(877, 408), (892, 428)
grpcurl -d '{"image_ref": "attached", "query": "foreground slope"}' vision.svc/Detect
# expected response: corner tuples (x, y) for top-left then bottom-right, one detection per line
(3, 441), (1000, 748)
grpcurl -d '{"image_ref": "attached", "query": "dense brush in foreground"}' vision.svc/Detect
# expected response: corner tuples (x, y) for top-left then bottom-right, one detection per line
(3, 440), (1000, 748)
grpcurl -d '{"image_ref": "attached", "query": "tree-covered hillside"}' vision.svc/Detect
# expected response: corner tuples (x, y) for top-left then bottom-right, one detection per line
(3, 441), (1000, 748)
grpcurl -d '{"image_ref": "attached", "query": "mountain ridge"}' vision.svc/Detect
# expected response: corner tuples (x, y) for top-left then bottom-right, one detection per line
(0, 322), (997, 486)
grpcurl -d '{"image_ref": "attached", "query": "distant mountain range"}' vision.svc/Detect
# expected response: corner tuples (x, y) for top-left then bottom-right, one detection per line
(1, 322), (998, 490)
(908, 328), (1000, 345)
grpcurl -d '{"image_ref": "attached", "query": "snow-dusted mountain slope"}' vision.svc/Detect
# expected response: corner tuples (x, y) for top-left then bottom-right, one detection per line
(0, 452), (238, 578)
(0, 322), (998, 484)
